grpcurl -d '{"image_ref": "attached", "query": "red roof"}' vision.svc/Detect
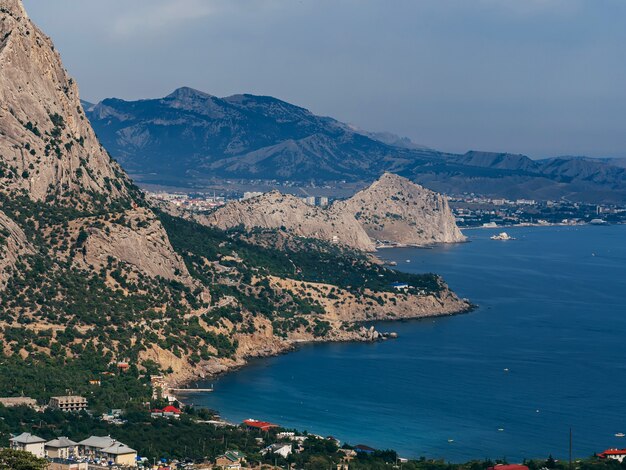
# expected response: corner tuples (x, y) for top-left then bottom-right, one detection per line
(152, 406), (182, 414)
(162, 405), (182, 414)
(487, 465), (529, 470)
(599, 449), (626, 457)
(243, 419), (277, 430)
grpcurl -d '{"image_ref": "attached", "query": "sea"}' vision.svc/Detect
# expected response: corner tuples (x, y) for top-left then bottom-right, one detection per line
(179, 224), (626, 462)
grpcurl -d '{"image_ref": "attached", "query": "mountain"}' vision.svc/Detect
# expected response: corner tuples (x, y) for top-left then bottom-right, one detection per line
(0, 0), (135, 210)
(337, 173), (466, 246)
(0, 0), (469, 388)
(200, 174), (464, 250)
(85, 87), (626, 203)
(203, 191), (376, 252)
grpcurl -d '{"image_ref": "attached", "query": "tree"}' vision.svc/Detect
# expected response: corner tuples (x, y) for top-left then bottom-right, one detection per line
(0, 449), (48, 470)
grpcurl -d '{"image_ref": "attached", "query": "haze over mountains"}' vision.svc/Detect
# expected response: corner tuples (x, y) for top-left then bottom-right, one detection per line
(84, 87), (626, 203)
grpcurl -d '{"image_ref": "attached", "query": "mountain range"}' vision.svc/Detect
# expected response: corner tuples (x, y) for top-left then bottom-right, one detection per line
(84, 88), (626, 203)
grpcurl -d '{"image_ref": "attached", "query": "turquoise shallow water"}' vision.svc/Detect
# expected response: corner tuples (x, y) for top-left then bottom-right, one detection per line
(180, 225), (626, 462)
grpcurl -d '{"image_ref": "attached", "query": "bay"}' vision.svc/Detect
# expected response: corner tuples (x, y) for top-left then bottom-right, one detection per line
(180, 225), (626, 462)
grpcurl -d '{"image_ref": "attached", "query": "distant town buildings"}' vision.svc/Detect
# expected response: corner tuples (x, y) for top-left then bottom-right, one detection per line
(49, 395), (88, 412)
(148, 191), (226, 211)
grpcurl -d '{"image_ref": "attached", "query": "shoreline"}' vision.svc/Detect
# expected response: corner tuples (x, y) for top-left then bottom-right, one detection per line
(460, 220), (624, 231)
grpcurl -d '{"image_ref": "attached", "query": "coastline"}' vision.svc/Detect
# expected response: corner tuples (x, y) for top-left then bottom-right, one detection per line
(164, 285), (473, 393)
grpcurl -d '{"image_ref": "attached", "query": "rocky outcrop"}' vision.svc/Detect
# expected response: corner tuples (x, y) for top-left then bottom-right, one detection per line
(0, 209), (31, 289)
(336, 173), (466, 246)
(201, 191), (376, 252)
(0, 0), (132, 209)
(66, 207), (194, 285)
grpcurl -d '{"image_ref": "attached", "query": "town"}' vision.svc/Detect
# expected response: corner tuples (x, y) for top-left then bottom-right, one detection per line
(2, 393), (626, 470)
(146, 189), (626, 228)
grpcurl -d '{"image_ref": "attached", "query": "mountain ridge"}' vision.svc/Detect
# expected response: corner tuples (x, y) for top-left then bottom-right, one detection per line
(85, 87), (626, 203)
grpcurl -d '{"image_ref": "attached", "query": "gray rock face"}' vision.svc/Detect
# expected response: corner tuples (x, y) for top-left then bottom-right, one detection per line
(0, 0), (194, 285)
(0, 209), (31, 289)
(335, 173), (466, 246)
(203, 191), (377, 252)
(205, 174), (465, 251)
(0, 0), (132, 210)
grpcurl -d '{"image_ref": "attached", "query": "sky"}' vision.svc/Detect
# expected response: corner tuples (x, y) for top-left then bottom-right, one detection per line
(23, 0), (626, 159)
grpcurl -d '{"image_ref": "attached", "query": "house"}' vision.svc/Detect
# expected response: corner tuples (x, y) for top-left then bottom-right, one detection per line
(261, 443), (293, 459)
(151, 405), (182, 418)
(78, 435), (116, 457)
(390, 282), (409, 291)
(46, 437), (78, 459)
(215, 451), (246, 469)
(49, 395), (88, 412)
(0, 397), (38, 409)
(354, 444), (376, 455)
(48, 459), (88, 470)
(598, 449), (626, 463)
(9, 432), (46, 458)
(99, 442), (138, 467)
(243, 418), (278, 431)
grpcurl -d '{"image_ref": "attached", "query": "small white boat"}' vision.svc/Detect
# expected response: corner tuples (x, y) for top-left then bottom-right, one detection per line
(405, 259), (411, 263)
(498, 428), (505, 432)
(448, 439), (454, 443)
(503, 368), (509, 372)
(616, 433), (625, 438)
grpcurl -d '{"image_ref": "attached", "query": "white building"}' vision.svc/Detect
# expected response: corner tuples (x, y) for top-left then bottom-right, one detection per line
(262, 443), (293, 459)
(10, 432), (46, 458)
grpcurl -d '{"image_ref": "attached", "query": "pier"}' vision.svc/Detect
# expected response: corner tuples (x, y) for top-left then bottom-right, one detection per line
(169, 387), (214, 393)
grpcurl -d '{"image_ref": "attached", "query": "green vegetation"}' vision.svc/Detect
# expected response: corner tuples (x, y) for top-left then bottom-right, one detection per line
(0, 449), (47, 470)
(1, 405), (625, 470)
(159, 211), (442, 294)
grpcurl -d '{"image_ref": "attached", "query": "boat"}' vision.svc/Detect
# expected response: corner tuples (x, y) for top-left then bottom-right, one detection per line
(616, 433), (625, 438)
(491, 232), (515, 241)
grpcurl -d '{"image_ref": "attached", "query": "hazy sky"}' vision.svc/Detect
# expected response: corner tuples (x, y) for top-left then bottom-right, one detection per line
(23, 0), (626, 158)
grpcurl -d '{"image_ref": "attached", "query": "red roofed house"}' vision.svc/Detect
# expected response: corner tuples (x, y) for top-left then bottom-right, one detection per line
(598, 449), (626, 463)
(151, 405), (182, 418)
(487, 465), (529, 470)
(243, 419), (278, 431)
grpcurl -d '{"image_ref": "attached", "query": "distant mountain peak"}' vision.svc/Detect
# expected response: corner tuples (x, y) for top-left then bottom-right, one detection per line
(165, 86), (214, 101)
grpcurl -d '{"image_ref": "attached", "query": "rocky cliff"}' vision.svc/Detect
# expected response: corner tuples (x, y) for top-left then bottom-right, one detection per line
(202, 191), (376, 252)
(336, 173), (466, 246)
(0, 209), (31, 289)
(204, 174), (465, 251)
(0, 0), (133, 210)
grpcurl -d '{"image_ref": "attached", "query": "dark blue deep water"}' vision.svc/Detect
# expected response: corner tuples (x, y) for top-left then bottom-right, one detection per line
(181, 225), (626, 462)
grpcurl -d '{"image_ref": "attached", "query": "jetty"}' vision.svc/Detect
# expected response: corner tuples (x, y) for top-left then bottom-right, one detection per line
(169, 387), (214, 393)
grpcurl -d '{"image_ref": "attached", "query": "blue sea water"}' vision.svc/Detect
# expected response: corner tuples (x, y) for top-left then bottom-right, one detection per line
(180, 225), (626, 462)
